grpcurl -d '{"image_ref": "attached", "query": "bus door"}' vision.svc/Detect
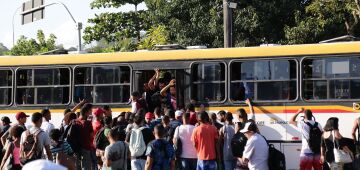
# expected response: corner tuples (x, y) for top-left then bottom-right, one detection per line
(133, 69), (188, 110)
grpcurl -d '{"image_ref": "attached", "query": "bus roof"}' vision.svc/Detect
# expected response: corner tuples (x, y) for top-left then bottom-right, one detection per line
(1, 42), (360, 66)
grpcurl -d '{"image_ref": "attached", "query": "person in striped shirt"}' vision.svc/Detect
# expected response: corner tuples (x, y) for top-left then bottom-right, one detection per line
(49, 129), (74, 161)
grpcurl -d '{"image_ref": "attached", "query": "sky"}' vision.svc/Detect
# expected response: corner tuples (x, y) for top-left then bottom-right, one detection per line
(0, 0), (147, 49)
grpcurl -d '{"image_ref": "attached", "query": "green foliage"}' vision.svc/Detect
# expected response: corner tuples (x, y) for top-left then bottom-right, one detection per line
(285, 0), (360, 44)
(90, 0), (144, 9)
(138, 25), (169, 50)
(0, 43), (9, 56)
(10, 30), (57, 56)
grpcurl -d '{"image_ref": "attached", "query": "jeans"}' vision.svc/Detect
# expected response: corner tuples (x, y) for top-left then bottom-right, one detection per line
(131, 159), (146, 170)
(179, 158), (197, 170)
(223, 159), (236, 170)
(300, 153), (322, 170)
(196, 160), (217, 170)
(81, 149), (96, 170)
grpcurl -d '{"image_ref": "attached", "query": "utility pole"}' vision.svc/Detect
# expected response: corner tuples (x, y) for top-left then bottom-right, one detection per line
(223, 0), (234, 48)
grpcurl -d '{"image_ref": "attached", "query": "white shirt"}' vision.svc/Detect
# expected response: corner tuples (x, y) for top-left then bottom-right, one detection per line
(131, 102), (138, 113)
(243, 133), (269, 170)
(20, 127), (51, 158)
(297, 120), (323, 154)
(41, 121), (55, 135)
(173, 125), (197, 159)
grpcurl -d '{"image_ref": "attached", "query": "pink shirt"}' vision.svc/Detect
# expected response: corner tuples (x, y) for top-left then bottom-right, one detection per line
(13, 144), (20, 165)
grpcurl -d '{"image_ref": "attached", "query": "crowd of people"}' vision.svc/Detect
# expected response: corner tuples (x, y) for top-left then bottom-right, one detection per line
(0, 69), (359, 170)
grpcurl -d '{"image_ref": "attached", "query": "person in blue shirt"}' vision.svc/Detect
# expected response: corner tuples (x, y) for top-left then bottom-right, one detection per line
(145, 124), (175, 170)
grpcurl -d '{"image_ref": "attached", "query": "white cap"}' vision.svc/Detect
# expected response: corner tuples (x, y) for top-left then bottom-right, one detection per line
(23, 160), (67, 170)
(175, 110), (183, 117)
(240, 122), (256, 133)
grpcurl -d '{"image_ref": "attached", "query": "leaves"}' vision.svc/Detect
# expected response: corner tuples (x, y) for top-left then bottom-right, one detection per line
(9, 30), (57, 56)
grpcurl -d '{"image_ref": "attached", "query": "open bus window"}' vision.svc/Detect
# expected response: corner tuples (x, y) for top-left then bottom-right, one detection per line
(230, 60), (297, 102)
(303, 57), (360, 100)
(0, 70), (12, 106)
(16, 68), (70, 105)
(74, 65), (130, 104)
(191, 62), (225, 102)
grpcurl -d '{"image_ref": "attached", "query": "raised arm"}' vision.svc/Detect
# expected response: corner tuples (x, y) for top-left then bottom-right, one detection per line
(289, 108), (304, 126)
(71, 99), (86, 112)
(245, 98), (255, 120)
(160, 79), (175, 97)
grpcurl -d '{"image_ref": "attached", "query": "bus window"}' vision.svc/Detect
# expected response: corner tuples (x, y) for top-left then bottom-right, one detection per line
(303, 57), (360, 100)
(74, 65), (131, 104)
(191, 62), (226, 102)
(16, 68), (70, 105)
(230, 59), (297, 102)
(0, 70), (12, 106)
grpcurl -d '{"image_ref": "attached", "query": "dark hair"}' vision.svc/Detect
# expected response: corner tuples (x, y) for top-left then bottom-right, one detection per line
(154, 107), (162, 117)
(198, 111), (209, 123)
(63, 108), (71, 115)
(186, 103), (195, 112)
(41, 109), (50, 117)
(31, 112), (43, 123)
(108, 128), (119, 140)
(103, 105), (111, 111)
(183, 112), (190, 120)
(49, 129), (61, 141)
(64, 112), (77, 123)
(304, 109), (313, 120)
(211, 113), (217, 122)
(104, 116), (112, 126)
(80, 103), (93, 117)
(131, 91), (141, 97)
(154, 124), (166, 137)
(218, 110), (226, 117)
(134, 114), (143, 125)
(10, 125), (25, 138)
(323, 117), (339, 131)
(237, 108), (248, 120)
(225, 112), (233, 122)
(165, 109), (175, 119)
(162, 115), (170, 124)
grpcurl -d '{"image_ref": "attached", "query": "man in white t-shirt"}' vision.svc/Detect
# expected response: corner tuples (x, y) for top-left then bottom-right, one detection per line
(40, 109), (55, 135)
(240, 122), (269, 170)
(173, 112), (198, 170)
(289, 108), (322, 170)
(21, 112), (52, 163)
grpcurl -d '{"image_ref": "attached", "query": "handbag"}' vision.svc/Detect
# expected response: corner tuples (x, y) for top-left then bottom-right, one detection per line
(173, 126), (182, 158)
(332, 131), (352, 163)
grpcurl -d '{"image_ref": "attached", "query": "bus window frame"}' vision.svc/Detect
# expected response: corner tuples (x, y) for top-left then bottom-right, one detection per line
(0, 68), (14, 107)
(14, 66), (72, 106)
(73, 64), (132, 105)
(228, 58), (299, 103)
(300, 55), (360, 102)
(190, 60), (227, 104)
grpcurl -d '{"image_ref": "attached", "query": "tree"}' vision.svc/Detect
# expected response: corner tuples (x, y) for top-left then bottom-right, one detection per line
(83, 0), (148, 51)
(145, 0), (305, 47)
(138, 25), (170, 50)
(285, 0), (360, 44)
(10, 30), (57, 56)
(0, 43), (9, 56)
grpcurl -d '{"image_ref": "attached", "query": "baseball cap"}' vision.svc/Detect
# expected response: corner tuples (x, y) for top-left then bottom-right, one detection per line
(240, 122), (257, 133)
(1, 116), (11, 124)
(15, 112), (29, 120)
(175, 110), (183, 118)
(93, 108), (105, 117)
(22, 160), (67, 170)
(145, 112), (154, 119)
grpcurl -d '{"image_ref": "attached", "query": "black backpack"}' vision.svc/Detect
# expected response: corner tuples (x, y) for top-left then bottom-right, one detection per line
(261, 135), (286, 170)
(94, 127), (109, 150)
(230, 131), (247, 157)
(64, 120), (83, 153)
(268, 144), (286, 170)
(305, 121), (322, 154)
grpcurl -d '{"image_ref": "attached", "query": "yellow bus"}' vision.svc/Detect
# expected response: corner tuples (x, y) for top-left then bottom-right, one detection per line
(1, 42), (360, 168)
